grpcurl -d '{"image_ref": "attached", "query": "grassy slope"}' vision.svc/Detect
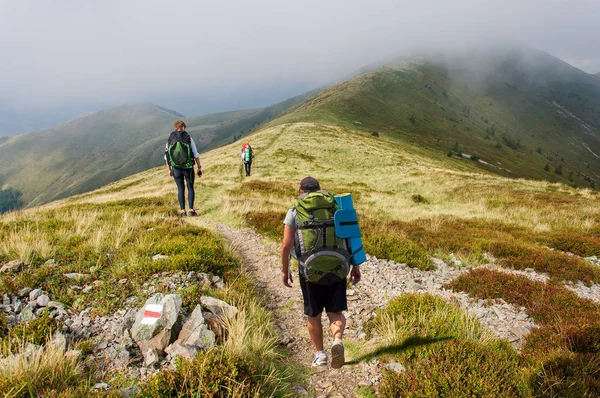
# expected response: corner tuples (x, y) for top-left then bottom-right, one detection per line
(0, 91), (313, 209)
(270, 48), (600, 189)
(3, 121), (600, 396)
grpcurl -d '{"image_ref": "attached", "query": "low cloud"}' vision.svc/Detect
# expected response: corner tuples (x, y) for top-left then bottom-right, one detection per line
(1, 0), (599, 116)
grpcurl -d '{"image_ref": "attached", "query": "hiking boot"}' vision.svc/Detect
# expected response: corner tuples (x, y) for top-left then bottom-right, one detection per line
(180, 210), (187, 217)
(331, 339), (345, 369)
(312, 351), (328, 367)
(187, 209), (198, 216)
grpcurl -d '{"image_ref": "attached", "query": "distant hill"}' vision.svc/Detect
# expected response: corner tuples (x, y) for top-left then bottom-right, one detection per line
(0, 93), (312, 210)
(273, 44), (600, 188)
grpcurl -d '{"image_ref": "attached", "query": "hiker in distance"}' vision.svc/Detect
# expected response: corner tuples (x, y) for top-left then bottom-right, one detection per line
(241, 141), (254, 176)
(281, 177), (361, 369)
(164, 120), (203, 216)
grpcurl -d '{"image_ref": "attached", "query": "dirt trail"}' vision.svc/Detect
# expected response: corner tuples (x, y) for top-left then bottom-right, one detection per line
(213, 222), (374, 398)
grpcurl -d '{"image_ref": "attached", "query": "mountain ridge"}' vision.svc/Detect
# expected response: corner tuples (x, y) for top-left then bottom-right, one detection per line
(269, 44), (600, 187)
(0, 94), (312, 209)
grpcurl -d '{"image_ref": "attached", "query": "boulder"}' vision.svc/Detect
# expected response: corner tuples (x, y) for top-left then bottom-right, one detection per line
(1, 260), (24, 273)
(104, 344), (130, 369)
(21, 304), (36, 321)
(17, 287), (33, 297)
(36, 295), (50, 307)
(165, 341), (199, 361)
(177, 305), (215, 350)
(131, 294), (182, 353)
(200, 296), (238, 319)
(29, 289), (44, 301)
(143, 348), (160, 367)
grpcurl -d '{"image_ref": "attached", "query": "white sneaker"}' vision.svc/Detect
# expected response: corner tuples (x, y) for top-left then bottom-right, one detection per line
(331, 339), (345, 369)
(312, 351), (328, 367)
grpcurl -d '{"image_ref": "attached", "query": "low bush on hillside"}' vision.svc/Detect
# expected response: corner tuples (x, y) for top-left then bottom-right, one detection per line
(543, 233), (600, 257)
(0, 204), (237, 315)
(380, 340), (524, 397)
(449, 269), (600, 395)
(487, 241), (600, 284)
(3, 312), (59, 349)
(227, 180), (297, 198)
(362, 230), (433, 270)
(364, 294), (525, 397)
(244, 211), (287, 241)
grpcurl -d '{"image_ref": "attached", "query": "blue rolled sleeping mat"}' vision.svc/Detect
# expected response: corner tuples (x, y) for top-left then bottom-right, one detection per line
(334, 193), (366, 265)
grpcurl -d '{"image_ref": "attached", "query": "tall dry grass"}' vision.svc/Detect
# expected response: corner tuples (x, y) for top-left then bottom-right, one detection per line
(0, 333), (84, 397)
(0, 225), (54, 264)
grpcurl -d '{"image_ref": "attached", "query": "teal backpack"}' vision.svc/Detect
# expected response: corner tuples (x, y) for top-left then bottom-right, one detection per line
(293, 191), (351, 285)
(243, 146), (252, 162)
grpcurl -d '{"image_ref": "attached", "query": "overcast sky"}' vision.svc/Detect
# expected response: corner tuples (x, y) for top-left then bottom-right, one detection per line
(1, 0), (599, 119)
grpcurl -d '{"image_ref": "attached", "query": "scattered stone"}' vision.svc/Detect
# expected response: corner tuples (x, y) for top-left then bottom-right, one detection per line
(1, 259), (24, 273)
(200, 296), (238, 319)
(93, 382), (109, 390)
(121, 386), (140, 398)
(64, 273), (87, 280)
(29, 288), (44, 301)
(44, 259), (56, 266)
(104, 344), (130, 369)
(176, 305), (215, 350)
(165, 341), (199, 361)
(386, 362), (406, 373)
(36, 295), (50, 307)
(17, 287), (33, 297)
(152, 254), (169, 261)
(47, 301), (64, 309)
(143, 348), (160, 367)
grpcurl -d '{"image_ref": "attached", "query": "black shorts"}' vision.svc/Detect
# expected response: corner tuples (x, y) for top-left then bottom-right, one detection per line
(299, 273), (347, 317)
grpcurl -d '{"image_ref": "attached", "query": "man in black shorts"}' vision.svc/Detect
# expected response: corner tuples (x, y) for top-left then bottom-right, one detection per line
(281, 177), (361, 368)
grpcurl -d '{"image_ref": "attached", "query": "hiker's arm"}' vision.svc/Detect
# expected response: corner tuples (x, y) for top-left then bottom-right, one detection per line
(164, 144), (172, 176)
(281, 225), (295, 287)
(190, 138), (202, 176)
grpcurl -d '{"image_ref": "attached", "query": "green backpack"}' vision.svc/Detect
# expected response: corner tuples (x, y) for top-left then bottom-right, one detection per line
(168, 139), (194, 168)
(243, 146), (252, 162)
(293, 191), (351, 285)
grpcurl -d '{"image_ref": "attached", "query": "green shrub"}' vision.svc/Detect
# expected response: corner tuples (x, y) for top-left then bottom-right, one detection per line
(365, 293), (492, 344)
(9, 312), (59, 346)
(244, 211), (287, 241)
(363, 234), (433, 270)
(411, 194), (428, 204)
(530, 352), (600, 397)
(140, 348), (267, 397)
(0, 313), (7, 339)
(380, 340), (524, 397)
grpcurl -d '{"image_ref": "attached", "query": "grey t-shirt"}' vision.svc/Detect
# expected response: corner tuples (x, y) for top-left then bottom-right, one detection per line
(283, 208), (296, 229)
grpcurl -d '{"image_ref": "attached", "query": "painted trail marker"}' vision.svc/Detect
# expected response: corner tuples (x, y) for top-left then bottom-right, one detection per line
(141, 304), (163, 325)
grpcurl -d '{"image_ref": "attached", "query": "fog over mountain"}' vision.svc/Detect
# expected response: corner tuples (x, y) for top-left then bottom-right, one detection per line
(1, 0), (599, 136)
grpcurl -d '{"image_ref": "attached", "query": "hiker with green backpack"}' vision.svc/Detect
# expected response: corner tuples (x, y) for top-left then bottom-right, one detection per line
(241, 141), (254, 176)
(164, 120), (202, 216)
(281, 177), (361, 369)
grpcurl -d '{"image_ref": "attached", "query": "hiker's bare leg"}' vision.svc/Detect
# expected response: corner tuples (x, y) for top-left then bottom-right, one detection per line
(327, 312), (346, 340)
(307, 314), (324, 351)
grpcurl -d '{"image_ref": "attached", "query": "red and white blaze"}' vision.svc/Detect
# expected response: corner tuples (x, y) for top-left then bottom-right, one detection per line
(141, 304), (163, 325)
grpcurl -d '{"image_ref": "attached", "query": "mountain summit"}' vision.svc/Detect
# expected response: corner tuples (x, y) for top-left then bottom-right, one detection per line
(274, 43), (600, 187)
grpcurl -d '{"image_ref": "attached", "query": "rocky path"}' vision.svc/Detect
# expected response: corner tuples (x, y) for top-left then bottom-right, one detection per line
(212, 223), (537, 397)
